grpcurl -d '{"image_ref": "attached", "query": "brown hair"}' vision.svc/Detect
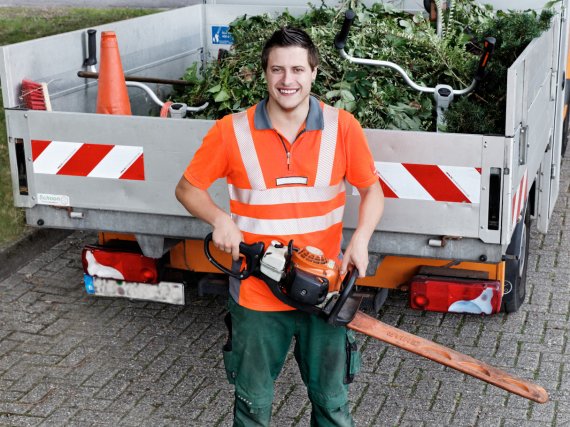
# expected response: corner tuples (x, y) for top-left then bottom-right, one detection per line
(261, 27), (319, 71)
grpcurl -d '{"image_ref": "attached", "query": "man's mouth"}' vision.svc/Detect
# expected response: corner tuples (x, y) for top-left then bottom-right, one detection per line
(278, 88), (299, 95)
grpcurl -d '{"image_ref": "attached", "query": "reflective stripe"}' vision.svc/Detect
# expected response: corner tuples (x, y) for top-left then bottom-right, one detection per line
(228, 181), (345, 206)
(234, 206), (345, 235)
(314, 105), (339, 187)
(233, 112), (266, 190)
(276, 176), (308, 186)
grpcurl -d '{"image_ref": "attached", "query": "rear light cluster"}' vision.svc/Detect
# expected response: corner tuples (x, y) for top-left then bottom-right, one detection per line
(81, 245), (159, 284)
(409, 275), (502, 315)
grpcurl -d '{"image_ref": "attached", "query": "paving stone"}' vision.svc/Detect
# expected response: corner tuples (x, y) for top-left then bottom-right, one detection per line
(0, 156), (568, 426)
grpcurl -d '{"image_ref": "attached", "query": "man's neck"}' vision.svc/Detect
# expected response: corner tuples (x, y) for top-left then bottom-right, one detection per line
(266, 98), (310, 142)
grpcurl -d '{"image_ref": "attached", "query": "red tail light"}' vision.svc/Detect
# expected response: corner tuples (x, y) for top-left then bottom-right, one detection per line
(81, 245), (159, 284)
(410, 275), (502, 315)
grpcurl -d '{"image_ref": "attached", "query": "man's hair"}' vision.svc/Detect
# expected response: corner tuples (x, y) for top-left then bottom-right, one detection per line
(261, 27), (319, 71)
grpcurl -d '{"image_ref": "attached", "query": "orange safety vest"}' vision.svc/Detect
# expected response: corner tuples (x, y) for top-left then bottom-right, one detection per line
(229, 101), (345, 311)
(184, 97), (378, 311)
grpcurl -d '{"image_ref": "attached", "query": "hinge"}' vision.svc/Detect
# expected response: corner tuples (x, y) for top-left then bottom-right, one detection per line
(550, 69), (557, 101)
(551, 163), (557, 179)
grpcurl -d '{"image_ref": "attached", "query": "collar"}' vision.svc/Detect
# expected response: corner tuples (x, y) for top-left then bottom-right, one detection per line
(253, 96), (324, 131)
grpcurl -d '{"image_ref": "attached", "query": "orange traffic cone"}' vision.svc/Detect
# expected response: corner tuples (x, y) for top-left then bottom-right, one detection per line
(96, 31), (132, 115)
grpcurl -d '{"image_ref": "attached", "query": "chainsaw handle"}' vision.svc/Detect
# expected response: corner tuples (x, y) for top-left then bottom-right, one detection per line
(203, 233), (264, 280)
(474, 37), (496, 81)
(334, 10), (356, 50)
(326, 268), (358, 325)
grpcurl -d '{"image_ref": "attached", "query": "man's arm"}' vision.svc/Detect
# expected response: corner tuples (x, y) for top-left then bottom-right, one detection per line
(175, 177), (243, 260)
(340, 181), (384, 276)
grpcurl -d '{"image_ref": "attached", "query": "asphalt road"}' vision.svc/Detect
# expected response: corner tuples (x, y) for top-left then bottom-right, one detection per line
(0, 152), (567, 426)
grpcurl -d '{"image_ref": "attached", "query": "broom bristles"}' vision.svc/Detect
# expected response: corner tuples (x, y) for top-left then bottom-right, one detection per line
(21, 79), (52, 111)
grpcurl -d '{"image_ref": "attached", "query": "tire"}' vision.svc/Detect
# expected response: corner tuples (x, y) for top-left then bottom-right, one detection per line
(373, 287), (389, 313)
(501, 206), (531, 313)
(358, 287), (389, 315)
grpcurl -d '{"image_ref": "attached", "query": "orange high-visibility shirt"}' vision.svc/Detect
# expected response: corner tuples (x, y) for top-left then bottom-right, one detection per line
(184, 97), (378, 311)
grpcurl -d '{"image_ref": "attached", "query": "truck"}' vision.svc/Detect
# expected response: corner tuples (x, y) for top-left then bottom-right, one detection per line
(1, 0), (567, 315)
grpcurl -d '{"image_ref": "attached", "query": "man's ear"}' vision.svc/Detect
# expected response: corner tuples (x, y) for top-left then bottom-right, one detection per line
(312, 67), (318, 82)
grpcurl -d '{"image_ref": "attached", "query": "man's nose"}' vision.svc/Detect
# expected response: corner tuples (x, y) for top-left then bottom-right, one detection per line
(281, 70), (294, 85)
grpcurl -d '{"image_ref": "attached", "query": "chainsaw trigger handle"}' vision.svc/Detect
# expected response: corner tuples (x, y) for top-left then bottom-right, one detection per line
(334, 10), (356, 50)
(474, 37), (496, 81)
(326, 268), (359, 326)
(203, 232), (264, 280)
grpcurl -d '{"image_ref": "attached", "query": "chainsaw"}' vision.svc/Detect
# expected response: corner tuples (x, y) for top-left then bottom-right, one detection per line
(204, 234), (362, 326)
(204, 233), (548, 404)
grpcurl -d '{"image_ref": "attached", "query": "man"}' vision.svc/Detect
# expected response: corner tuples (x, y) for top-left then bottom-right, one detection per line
(176, 27), (384, 426)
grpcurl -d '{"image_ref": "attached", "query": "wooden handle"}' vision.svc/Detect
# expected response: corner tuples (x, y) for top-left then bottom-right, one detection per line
(348, 311), (548, 404)
(78, 71), (191, 86)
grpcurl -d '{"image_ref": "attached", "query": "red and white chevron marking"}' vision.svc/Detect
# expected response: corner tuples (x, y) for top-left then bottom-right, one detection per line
(31, 140), (144, 180)
(512, 169), (528, 225)
(375, 161), (481, 203)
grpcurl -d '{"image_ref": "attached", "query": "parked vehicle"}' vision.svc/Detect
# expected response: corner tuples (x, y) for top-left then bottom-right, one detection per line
(1, 0), (567, 314)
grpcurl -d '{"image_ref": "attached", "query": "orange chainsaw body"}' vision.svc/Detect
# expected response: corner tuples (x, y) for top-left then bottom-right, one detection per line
(290, 246), (343, 293)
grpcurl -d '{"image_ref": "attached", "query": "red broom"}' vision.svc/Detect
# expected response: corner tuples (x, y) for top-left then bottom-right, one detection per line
(21, 79), (52, 111)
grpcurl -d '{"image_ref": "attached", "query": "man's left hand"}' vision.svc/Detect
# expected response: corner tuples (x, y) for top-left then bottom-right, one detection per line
(340, 232), (369, 278)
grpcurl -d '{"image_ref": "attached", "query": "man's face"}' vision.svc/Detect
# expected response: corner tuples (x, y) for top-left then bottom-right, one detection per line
(264, 46), (317, 113)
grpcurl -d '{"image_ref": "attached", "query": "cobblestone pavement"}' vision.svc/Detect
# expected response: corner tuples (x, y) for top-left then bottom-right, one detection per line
(0, 151), (568, 427)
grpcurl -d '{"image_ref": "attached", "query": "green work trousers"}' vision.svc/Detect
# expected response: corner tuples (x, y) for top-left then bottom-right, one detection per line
(223, 297), (360, 427)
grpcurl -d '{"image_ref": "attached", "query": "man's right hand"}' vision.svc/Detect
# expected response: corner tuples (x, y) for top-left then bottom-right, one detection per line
(212, 215), (244, 261)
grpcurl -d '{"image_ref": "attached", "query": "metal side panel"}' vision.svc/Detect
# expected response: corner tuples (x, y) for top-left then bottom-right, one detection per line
(12, 109), (228, 216)
(0, 5), (204, 111)
(544, 2), (569, 230)
(504, 7), (562, 235)
(505, 13), (558, 139)
(343, 129), (504, 244)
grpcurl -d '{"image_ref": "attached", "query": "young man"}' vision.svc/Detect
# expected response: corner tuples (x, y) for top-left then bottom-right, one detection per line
(176, 27), (384, 426)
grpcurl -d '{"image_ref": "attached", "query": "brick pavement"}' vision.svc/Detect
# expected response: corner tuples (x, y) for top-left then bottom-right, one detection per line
(0, 152), (568, 426)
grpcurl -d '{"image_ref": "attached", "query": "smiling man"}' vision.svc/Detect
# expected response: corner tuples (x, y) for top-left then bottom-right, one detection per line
(176, 27), (384, 426)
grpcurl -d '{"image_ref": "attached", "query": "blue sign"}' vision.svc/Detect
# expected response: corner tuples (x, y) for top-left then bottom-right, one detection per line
(211, 26), (234, 45)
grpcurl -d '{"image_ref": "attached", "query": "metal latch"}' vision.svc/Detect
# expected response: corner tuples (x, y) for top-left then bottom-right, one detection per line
(518, 125), (528, 165)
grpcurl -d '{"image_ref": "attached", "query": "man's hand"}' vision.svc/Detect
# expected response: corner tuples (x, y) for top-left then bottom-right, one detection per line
(340, 181), (384, 277)
(340, 232), (369, 278)
(212, 215), (244, 261)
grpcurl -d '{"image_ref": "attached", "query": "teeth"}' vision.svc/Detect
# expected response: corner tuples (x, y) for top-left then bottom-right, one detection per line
(280, 89), (297, 94)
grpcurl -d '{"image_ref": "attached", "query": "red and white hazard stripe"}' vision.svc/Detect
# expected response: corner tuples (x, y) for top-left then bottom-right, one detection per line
(511, 169), (528, 225)
(375, 161), (481, 203)
(31, 140), (145, 180)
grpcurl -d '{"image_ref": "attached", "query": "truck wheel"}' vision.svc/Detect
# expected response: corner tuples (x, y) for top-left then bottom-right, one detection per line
(373, 287), (390, 312)
(501, 206), (531, 313)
